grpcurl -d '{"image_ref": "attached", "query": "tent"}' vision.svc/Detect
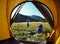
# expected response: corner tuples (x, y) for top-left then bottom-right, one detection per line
(0, 0), (60, 44)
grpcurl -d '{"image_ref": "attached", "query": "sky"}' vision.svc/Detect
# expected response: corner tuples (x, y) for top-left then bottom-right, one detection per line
(11, 2), (45, 19)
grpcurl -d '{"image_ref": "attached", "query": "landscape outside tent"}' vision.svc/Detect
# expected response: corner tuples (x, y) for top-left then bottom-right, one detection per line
(11, 2), (52, 42)
(11, 22), (52, 42)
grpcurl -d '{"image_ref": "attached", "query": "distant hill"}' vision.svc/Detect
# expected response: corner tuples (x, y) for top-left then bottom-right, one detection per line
(14, 13), (47, 22)
(30, 15), (46, 22)
(14, 13), (30, 22)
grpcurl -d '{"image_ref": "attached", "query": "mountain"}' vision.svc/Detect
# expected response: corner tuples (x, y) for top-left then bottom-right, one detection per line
(30, 15), (45, 21)
(14, 13), (46, 22)
(14, 13), (31, 22)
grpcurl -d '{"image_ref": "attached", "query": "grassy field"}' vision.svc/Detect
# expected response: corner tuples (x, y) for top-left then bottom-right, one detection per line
(11, 22), (52, 42)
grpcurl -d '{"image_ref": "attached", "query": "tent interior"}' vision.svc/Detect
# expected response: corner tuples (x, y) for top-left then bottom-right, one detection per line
(0, 0), (60, 44)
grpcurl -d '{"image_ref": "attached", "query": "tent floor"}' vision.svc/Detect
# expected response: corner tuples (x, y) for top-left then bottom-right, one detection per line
(0, 38), (52, 44)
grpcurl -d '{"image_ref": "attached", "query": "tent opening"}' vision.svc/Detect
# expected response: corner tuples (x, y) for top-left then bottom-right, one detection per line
(10, 1), (54, 43)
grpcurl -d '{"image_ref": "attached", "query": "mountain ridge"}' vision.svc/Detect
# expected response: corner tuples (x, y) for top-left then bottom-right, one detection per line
(14, 13), (46, 22)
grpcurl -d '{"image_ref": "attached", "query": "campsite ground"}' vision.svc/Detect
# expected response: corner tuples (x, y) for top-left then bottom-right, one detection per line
(11, 22), (52, 42)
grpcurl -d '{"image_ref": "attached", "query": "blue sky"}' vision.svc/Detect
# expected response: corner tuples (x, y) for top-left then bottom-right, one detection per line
(19, 2), (45, 19)
(11, 2), (45, 19)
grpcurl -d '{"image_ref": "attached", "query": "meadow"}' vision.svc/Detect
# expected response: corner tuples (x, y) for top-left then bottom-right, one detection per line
(11, 22), (52, 42)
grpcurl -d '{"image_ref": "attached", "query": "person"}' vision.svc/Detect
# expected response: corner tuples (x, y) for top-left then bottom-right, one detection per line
(27, 19), (30, 27)
(37, 24), (43, 33)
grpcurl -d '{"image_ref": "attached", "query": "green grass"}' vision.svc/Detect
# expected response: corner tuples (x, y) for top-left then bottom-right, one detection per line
(11, 22), (52, 42)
